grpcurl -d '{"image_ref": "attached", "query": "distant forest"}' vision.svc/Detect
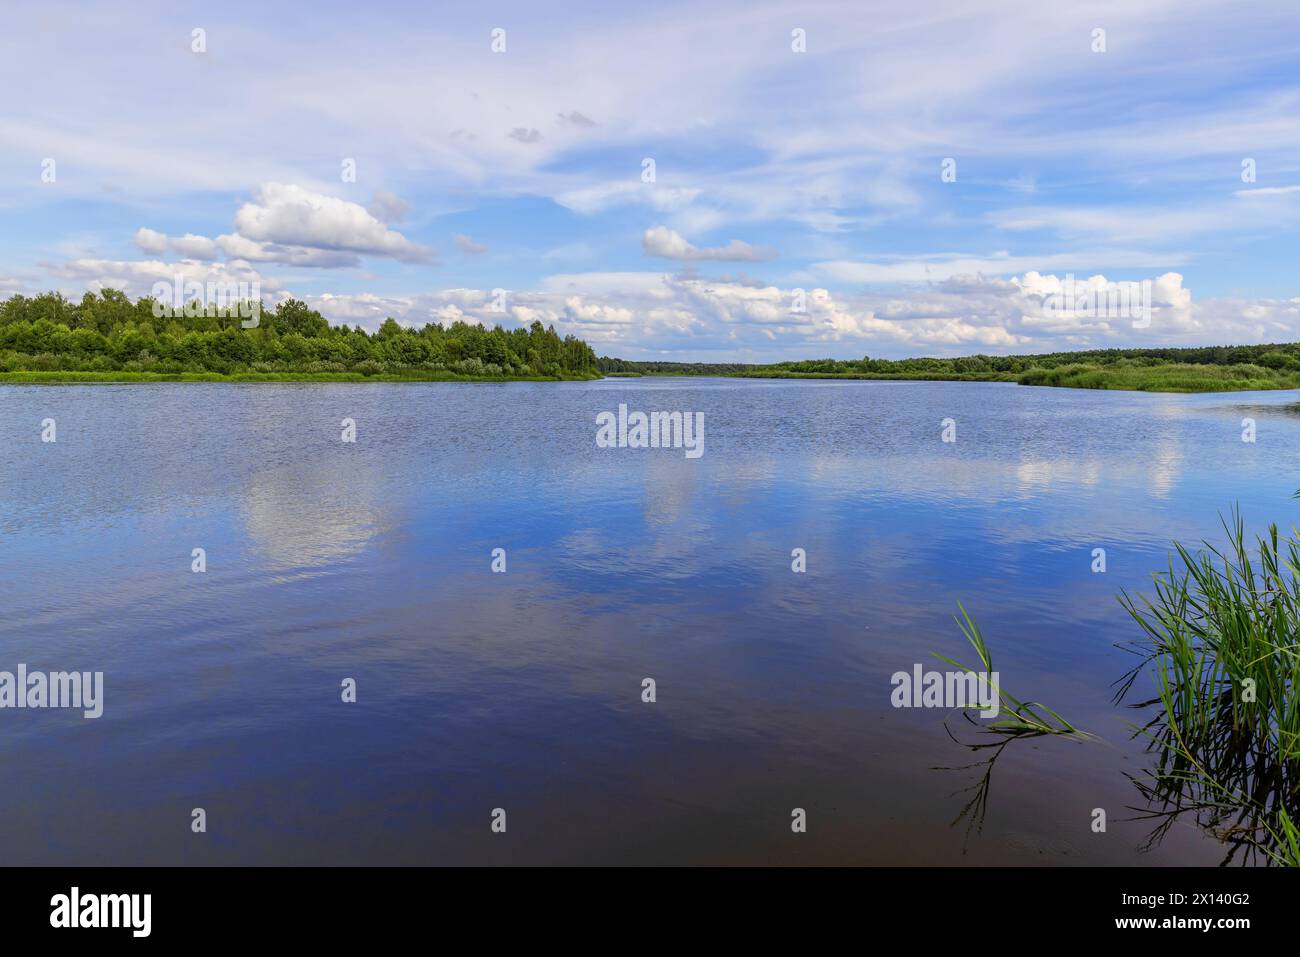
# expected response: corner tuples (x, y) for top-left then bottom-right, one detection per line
(597, 345), (1300, 392)
(597, 345), (1300, 376)
(0, 290), (599, 379)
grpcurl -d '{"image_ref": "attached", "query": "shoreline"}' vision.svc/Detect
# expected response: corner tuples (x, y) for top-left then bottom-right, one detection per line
(0, 370), (602, 385)
(3, 368), (1297, 394)
(614, 369), (1300, 394)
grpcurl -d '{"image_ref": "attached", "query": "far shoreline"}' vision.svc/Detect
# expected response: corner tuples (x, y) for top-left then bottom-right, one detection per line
(4, 368), (1298, 394)
(0, 370), (601, 385)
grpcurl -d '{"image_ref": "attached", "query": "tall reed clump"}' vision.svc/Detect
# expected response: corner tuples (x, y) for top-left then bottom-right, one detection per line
(1117, 510), (1300, 865)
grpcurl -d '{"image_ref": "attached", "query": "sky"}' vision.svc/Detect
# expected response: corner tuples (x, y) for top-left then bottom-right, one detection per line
(3, 0), (1300, 361)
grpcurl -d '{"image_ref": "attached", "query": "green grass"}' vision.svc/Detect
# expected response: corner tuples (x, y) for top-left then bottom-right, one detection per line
(623, 362), (1300, 393)
(734, 370), (1020, 383)
(1018, 362), (1300, 392)
(1117, 511), (1300, 865)
(605, 349), (1300, 393)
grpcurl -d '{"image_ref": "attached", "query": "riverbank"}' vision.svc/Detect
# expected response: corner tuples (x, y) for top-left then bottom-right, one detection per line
(599, 360), (1300, 393)
(598, 343), (1300, 393)
(722, 363), (1300, 392)
(1016, 362), (1298, 392)
(0, 370), (603, 384)
(5, 366), (1294, 392)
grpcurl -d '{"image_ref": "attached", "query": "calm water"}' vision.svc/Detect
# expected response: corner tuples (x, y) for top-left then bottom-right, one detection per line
(1, 377), (1296, 865)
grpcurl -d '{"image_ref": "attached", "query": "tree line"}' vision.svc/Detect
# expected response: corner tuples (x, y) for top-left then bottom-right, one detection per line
(0, 290), (599, 378)
(597, 342), (1300, 377)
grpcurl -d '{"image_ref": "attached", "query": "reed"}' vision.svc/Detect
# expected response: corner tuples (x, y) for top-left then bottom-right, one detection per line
(934, 602), (1082, 737)
(932, 604), (1088, 839)
(1117, 510), (1300, 864)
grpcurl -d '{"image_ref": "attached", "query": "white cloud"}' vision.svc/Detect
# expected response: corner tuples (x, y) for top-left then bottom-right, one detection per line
(1234, 185), (1300, 197)
(39, 256), (1300, 362)
(233, 183), (429, 263)
(563, 296), (634, 325)
(214, 233), (359, 268)
(54, 257), (276, 299)
(814, 250), (1188, 284)
(169, 233), (219, 261)
(128, 184), (426, 269)
(133, 228), (169, 255)
(642, 226), (776, 262)
(317, 269), (1232, 357)
(554, 182), (701, 216)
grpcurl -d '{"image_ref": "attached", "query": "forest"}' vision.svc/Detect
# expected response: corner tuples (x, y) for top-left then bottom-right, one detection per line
(0, 290), (600, 381)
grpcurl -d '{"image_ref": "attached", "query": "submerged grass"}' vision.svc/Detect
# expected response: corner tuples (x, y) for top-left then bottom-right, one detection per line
(934, 602), (1084, 737)
(931, 604), (1088, 840)
(1117, 510), (1300, 865)
(933, 519), (1300, 863)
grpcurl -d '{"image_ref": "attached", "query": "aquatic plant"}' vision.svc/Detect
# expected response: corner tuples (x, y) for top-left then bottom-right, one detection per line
(932, 604), (1088, 840)
(934, 602), (1083, 737)
(1117, 510), (1300, 865)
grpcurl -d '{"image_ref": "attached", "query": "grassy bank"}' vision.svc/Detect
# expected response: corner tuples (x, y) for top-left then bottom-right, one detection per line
(622, 363), (1297, 393)
(0, 370), (600, 384)
(734, 369), (1019, 383)
(600, 346), (1300, 393)
(1017, 362), (1299, 392)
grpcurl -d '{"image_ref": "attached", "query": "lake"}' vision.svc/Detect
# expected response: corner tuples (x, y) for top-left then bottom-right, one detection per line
(1, 377), (1295, 864)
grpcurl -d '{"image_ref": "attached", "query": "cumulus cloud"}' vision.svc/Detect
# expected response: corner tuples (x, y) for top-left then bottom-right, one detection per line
(1012, 271), (1193, 333)
(133, 227), (222, 261)
(130, 184), (424, 269)
(133, 227), (169, 255)
(562, 296), (634, 325)
(642, 226), (776, 263)
(233, 183), (430, 262)
(214, 232), (359, 268)
(54, 257), (276, 300)
(290, 268), (1300, 359)
(44, 250), (1298, 361)
(507, 128), (541, 143)
(168, 233), (219, 260)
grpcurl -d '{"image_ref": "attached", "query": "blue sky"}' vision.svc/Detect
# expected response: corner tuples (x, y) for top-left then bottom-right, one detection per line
(4, 0), (1300, 360)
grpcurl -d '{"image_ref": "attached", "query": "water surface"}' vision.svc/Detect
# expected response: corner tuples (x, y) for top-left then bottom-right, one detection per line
(2, 378), (1295, 864)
